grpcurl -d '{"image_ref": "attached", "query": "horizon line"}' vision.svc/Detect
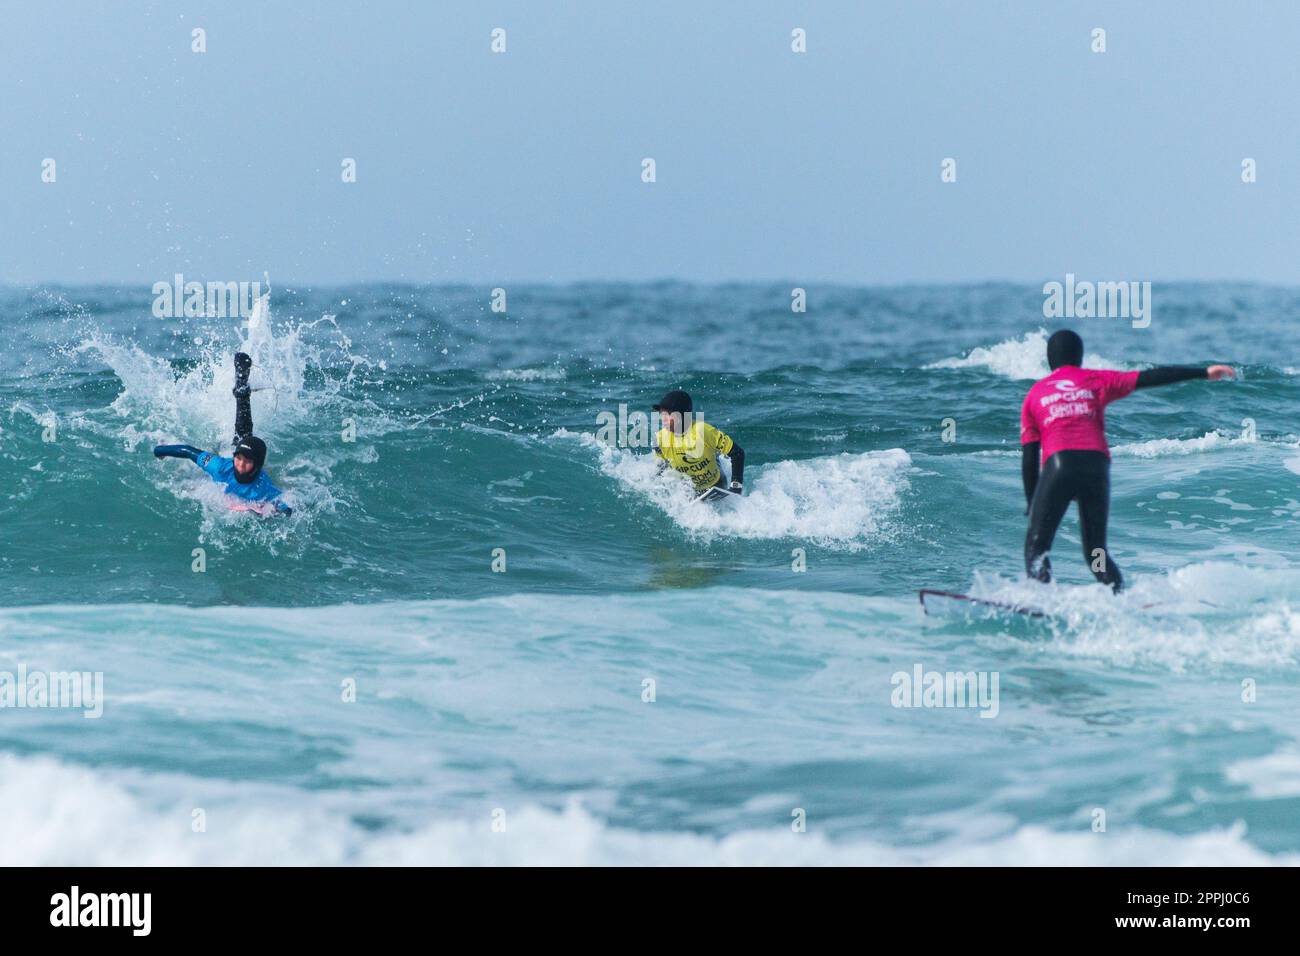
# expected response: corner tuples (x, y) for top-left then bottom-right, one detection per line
(5, 276), (1300, 291)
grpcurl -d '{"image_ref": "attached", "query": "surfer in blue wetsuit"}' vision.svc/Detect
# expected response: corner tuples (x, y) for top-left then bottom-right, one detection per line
(153, 352), (292, 515)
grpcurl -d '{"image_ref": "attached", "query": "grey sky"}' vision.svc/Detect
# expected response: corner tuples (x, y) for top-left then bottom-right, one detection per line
(2, 1), (1298, 284)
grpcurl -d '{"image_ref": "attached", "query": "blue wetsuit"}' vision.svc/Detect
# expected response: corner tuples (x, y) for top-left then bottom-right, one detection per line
(154, 444), (291, 514)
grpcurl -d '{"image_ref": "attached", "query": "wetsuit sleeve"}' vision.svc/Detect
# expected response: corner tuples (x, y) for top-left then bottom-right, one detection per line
(728, 444), (745, 484)
(705, 424), (744, 484)
(233, 353), (254, 445)
(234, 392), (253, 446)
(1022, 442), (1041, 509)
(153, 444), (203, 462)
(1135, 366), (1209, 389)
(196, 452), (226, 478)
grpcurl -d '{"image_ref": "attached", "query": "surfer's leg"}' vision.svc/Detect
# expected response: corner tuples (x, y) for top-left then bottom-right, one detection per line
(1023, 455), (1072, 583)
(1076, 455), (1122, 593)
(233, 352), (253, 445)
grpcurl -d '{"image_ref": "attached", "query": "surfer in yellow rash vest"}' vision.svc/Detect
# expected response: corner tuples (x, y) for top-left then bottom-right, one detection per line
(651, 389), (746, 502)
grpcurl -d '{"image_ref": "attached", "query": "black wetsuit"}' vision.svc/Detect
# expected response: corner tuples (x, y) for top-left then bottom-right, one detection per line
(1024, 449), (1118, 589)
(1022, 365), (1208, 592)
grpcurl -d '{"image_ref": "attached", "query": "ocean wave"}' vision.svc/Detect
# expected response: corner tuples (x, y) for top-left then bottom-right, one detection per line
(485, 367), (567, 382)
(961, 561), (1300, 671)
(556, 430), (912, 549)
(1112, 427), (1268, 459)
(926, 330), (1129, 380)
(0, 752), (1291, 866)
(1226, 750), (1300, 800)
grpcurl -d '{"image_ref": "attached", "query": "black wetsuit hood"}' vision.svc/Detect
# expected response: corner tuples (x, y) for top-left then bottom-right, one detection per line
(653, 390), (692, 414)
(1047, 329), (1084, 370)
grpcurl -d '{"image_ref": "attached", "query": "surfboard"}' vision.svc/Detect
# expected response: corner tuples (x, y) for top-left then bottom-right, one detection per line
(918, 589), (1047, 618)
(919, 588), (1219, 618)
(226, 500), (285, 518)
(693, 485), (739, 504)
(691, 455), (736, 503)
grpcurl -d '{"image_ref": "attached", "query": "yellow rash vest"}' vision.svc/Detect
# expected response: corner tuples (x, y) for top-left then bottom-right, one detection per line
(654, 419), (736, 492)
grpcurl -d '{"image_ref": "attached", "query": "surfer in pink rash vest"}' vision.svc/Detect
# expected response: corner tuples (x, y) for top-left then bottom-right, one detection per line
(1020, 329), (1235, 592)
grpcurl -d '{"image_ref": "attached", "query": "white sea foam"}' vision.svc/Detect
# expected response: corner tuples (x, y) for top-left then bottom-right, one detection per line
(926, 329), (1129, 381)
(967, 561), (1300, 671)
(70, 291), (380, 540)
(1226, 750), (1300, 799)
(0, 753), (1290, 866)
(486, 368), (567, 382)
(1112, 429), (1258, 459)
(557, 430), (912, 549)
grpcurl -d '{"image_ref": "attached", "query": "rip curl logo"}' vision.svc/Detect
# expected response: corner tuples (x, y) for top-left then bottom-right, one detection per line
(1039, 382), (1096, 410)
(50, 887), (151, 936)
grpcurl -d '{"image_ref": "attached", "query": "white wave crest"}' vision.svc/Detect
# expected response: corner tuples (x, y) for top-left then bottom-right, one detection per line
(557, 430), (912, 549)
(926, 329), (1129, 381)
(966, 561), (1300, 671)
(486, 368), (567, 382)
(0, 753), (1289, 866)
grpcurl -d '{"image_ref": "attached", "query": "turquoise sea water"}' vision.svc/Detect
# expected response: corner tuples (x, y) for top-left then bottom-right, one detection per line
(2, 282), (1299, 864)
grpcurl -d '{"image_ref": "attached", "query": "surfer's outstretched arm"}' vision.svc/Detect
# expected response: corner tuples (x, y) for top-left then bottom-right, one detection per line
(1135, 364), (1235, 388)
(233, 352), (254, 444)
(233, 390), (253, 444)
(153, 444), (205, 463)
(1021, 441), (1040, 511)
